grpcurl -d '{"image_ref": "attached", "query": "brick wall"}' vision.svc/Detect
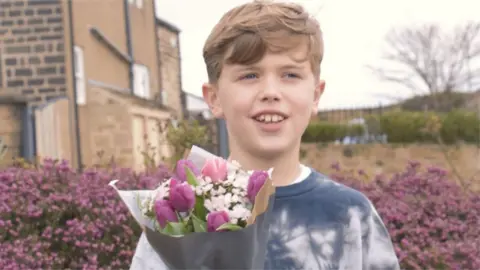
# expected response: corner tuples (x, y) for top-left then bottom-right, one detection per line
(0, 0), (67, 102)
(157, 23), (183, 119)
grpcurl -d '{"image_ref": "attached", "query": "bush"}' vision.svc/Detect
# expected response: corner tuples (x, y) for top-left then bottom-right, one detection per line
(440, 110), (480, 144)
(2, 158), (479, 269)
(165, 119), (209, 167)
(302, 122), (364, 142)
(367, 110), (480, 144)
(330, 162), (480, 269)
(0, 159), (171, 269)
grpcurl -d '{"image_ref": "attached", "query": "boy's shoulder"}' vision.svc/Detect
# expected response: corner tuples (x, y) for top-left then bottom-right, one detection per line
(308, 168), (373, 215)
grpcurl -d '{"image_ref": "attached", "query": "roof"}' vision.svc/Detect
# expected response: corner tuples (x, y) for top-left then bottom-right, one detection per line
(156, 17), (181, 33)
(97, 87), (176, 113)
(184, 92), (210, 111)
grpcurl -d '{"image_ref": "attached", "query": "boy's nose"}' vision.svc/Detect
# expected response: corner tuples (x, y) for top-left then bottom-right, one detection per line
(259, 77), (281, 102)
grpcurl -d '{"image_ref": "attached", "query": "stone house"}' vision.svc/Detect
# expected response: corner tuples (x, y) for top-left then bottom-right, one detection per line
(0, 0), (184, 171)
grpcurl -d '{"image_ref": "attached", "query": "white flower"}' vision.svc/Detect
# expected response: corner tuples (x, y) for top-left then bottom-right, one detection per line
(204, 199), (214, 212)
(202, 183), (213, 193)
(228, 204), (251, 221)
(223, 193), (232, 206)
(217, 186), (226, 195)
(230, 160), (241, 168)
(232, 172), (250, 189)
(195, 186), (203, 196)
(231, 194), (240, 203)
(211, 195), (228, 211)
(226, 174), (236, 182)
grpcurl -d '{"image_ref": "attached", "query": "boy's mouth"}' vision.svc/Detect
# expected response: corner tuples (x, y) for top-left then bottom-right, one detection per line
(252, 113), (288, 124)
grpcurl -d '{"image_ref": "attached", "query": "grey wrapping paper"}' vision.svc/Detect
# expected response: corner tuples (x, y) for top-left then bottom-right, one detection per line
(144, 194), (275, 270)
(110, 145), (276, 270)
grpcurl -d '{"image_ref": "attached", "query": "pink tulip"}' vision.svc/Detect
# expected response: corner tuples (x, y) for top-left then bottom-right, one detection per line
(175, 159), (200, 182)
(247, 171), (268, 203)
(207, 211), (230, 232)
(201, 157), (228, 183)
(154, 199), (178, 228)
(169, 181), (195, 212)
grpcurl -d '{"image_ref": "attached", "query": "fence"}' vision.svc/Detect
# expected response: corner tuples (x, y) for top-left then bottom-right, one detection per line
(314, 104), (400, 124)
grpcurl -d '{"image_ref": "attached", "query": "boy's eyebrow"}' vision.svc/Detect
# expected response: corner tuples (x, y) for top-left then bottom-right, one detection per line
(279, 64), (306, 70)
(231, 64), (306, 72)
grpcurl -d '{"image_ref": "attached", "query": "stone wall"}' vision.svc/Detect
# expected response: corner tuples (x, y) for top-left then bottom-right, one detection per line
(78, 103), (133, 168)
(0, 0), (67, 102)
(157, 21), (183, 119)
(301, 143), (480, 187)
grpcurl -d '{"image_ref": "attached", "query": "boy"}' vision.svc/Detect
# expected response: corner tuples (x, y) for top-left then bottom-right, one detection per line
(131, 1), (400, 269)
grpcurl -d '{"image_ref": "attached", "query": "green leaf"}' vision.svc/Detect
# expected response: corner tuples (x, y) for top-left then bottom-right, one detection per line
(216, 223), (244, 232)
(191, 214), (207, 232)
(162, 222), (185, 236)
(194, 195), (207, 221)
(185, 167), (198, 187)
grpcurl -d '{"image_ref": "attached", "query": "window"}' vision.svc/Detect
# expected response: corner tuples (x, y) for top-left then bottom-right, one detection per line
(133, 64), (150, 99)
(128, 0), (142, 8)
(170, 37), (177, 48)
(74, 46), (86, 105)
(161, 90), (168, 104)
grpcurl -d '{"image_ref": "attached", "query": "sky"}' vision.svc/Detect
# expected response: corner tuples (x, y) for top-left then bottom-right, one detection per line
(155, 0), (479, 109)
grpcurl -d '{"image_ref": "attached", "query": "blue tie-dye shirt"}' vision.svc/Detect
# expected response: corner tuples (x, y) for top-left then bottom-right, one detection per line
(130, 166), (400, 270)
(264, 167), (400, 270)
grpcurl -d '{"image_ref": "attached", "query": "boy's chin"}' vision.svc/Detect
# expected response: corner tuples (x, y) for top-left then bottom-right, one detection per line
(251, 139), (298, 157)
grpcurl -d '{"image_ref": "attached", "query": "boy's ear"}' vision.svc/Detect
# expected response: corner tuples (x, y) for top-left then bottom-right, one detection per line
(202, 83), (224, 118)
(311, 79), (325, 116)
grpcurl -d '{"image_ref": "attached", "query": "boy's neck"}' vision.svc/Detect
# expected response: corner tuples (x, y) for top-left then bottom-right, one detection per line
(227, 146), (302, 186)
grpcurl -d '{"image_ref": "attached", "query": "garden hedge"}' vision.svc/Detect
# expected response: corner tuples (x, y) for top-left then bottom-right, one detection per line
(303, 110), (480, 144)
(0, 159), (170, 269)
(1, 159), (479, 268)
(302, 122), (364, 142)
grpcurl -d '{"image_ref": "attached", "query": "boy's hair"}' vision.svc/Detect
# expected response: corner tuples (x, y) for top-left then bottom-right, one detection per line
(203, 0), (324, 83)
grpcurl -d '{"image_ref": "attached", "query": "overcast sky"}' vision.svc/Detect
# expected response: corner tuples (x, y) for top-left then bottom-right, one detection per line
(155, 0), (478, 109)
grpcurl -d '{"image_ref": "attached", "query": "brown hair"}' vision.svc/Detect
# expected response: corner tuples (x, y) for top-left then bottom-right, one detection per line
(203, 0), (324, 83)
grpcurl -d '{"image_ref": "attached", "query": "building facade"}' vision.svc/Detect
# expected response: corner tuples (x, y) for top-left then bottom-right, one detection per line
(0, 0), (184, 171)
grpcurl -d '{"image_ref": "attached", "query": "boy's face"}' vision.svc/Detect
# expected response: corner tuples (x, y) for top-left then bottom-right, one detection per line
(203, 44), (325, 159)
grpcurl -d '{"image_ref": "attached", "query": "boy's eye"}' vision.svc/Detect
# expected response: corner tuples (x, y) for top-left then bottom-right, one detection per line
(284, 73), (300, 79)
(240, 73), (258, 80)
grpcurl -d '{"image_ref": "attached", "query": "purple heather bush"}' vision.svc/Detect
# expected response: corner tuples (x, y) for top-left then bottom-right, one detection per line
(1, 158), (479, 269)
(0, 159), (171, 269)
(330, 161), (480, 270)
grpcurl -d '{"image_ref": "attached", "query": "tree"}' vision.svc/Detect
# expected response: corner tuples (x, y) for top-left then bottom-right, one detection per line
(369, 21), (480, 99)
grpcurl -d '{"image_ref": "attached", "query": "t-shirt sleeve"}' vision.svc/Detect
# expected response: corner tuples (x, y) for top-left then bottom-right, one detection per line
(129, 232), (169, 270)
(363, 201), (401, 270)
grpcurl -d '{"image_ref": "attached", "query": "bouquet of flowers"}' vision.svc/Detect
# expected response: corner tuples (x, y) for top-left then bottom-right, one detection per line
(110, 145), (275, 269)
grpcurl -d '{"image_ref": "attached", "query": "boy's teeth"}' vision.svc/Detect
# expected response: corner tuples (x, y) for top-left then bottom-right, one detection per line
(255, 114), (285, 123)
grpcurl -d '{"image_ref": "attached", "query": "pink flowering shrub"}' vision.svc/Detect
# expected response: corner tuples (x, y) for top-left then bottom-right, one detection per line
(2, 158), (479, 269)
(330, 161), (480, 269)
(0, 159), (171, 269)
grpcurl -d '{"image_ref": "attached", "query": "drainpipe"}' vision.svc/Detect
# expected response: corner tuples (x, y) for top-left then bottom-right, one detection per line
(21, 104), (35, 161)
(176, 33), (186, 119)
(67, 0), (83, 171)
(216, 119), (229, 158)
(124, 0), (134, 93)
(152, 0), (163, 105)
